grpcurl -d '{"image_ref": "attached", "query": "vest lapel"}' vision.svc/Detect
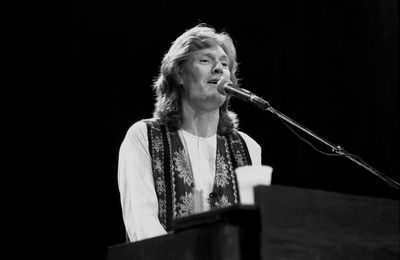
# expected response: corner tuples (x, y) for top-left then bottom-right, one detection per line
(168, 130), (195, 219)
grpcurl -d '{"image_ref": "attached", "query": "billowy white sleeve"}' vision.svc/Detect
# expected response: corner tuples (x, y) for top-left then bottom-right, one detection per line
(117, 121), (167, 242)
(238, 131), (262, 166)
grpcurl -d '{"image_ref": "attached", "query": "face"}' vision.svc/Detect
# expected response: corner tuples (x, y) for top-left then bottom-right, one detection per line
(180, 46), (231, 112)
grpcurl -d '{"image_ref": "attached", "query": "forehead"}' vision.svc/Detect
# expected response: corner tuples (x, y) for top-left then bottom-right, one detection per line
(192, 46), (228, 59)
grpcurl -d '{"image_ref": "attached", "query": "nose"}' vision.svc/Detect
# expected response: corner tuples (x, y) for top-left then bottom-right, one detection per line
(212, 61), (223, 74)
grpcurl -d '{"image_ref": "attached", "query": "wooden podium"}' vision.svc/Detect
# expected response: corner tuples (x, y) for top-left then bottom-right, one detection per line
(107, 185), (399, 260)
(254, 185), (399, 259)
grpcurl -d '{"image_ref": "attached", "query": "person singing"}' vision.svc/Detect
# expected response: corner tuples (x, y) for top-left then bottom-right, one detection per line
(118, 24), (261, 242)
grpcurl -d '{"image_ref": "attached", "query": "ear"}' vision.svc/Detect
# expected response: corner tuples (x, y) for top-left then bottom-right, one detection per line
(178, 76), (183, 85)
(176, 67), (184, 85)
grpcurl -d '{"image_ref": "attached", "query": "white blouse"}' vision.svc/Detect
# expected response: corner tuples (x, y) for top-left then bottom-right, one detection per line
(118, 121), (262, 242)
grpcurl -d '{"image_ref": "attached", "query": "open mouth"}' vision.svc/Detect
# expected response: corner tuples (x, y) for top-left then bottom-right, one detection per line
(207, 79), (220, 85)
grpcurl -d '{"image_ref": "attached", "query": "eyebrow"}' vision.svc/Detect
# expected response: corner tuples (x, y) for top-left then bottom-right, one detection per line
(198, 52), (229, 61)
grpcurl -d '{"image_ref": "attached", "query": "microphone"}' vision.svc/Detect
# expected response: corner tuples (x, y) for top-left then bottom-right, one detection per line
(217, 79), (270, 110)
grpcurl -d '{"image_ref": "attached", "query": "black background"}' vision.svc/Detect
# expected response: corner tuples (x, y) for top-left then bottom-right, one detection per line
(8, 0), (398, 259)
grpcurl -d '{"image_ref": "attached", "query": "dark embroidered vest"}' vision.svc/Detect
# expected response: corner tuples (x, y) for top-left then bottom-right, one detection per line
(145, 119), (252, 231)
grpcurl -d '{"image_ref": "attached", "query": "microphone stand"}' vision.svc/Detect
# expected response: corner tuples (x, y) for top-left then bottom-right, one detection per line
(257, 100), (400, 190)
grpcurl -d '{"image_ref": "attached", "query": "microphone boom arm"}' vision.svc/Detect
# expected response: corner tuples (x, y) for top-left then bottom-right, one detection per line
(218, 79), (399, 189)
(264, 101), (399, 190)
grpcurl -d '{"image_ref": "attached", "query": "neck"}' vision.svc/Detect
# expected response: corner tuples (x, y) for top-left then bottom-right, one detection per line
(181, 101), (219, 138)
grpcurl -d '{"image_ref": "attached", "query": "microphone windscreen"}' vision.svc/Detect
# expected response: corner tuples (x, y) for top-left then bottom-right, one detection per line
(217, 79), (233, 95)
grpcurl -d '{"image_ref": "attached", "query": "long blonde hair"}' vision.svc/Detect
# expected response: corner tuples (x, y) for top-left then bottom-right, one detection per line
(152, 24), (239, 133)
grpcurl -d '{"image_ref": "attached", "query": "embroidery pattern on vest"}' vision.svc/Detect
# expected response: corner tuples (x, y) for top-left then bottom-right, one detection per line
(225, 132), (251, 205)
(223, 134), (240, 204)
(210, 135), (238, 208)
(147, 120), (167, 229)
(146, 119), (252, 230)
(166, 128), (177, 218)
(168, 130), (195, 218)
(229, 133), (249, 168)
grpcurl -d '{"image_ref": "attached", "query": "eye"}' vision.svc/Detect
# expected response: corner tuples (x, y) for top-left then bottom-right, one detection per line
(221, 61), (229, 67)
(199, 58), (211, 63)
(220, 58), (230, 67)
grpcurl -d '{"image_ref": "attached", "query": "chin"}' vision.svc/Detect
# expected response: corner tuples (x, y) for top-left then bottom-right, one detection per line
(208, 94), (226, 109)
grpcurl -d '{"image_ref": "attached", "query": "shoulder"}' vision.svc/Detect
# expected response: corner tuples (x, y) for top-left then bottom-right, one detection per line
(237, 131), (260, 150)
(124, 118), (166, 144)
(237, 130), (262, 165)
(125, 120), (148, 140)
(119, 120), (151, 158)
(124, 119), (160, 146)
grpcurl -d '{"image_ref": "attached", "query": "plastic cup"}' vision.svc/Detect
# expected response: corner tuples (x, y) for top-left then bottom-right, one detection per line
(235, 165), (273, 205)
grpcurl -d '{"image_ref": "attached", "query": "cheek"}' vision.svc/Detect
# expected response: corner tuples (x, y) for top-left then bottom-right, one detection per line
(185, 66), (205, 83)
(224, 70), (231, 80)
